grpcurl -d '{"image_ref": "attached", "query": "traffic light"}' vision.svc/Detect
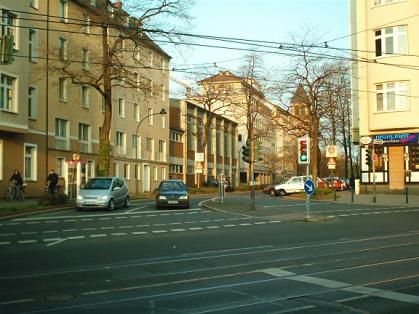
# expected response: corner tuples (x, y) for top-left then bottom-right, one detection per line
(254, 140), (263, 162)
(298, 137), (310, 164)
(365, 147), (372, 168)
(242, 140), (250, 163)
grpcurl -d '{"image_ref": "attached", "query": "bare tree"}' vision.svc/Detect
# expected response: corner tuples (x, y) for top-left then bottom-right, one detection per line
(52, 0), (192, 174)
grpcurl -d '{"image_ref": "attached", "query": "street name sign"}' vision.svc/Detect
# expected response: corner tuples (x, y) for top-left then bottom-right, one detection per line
(373, 139), (384, 145)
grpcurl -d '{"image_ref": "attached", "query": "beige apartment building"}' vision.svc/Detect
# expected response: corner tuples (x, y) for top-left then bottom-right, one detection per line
(350, 0), (419, 189)
(0, 0), (170, 197)
(169, 99), (239, 187)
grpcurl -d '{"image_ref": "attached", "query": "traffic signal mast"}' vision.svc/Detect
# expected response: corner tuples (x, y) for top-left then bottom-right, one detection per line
(242, 139), (263, 163)
(298, 137), (310, 165)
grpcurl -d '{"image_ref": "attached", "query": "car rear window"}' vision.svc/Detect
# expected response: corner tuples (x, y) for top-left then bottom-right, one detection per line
(160, 182), (185, 190)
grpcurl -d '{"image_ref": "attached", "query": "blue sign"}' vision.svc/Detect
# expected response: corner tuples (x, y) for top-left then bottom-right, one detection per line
(373, 133), (419, 145)
(304, 179), (315, 195)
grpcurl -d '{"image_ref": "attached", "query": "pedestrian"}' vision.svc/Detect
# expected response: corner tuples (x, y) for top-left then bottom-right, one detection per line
(9, 169), (23, 196)
(349, 175), (355, 191)
(46, 169), (59, 194)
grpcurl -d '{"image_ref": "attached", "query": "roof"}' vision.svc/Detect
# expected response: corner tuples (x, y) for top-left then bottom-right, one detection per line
(291, 84), (309, 105)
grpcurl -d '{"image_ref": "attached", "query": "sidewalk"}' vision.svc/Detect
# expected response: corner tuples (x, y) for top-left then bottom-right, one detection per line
(201, 190), (419, 222)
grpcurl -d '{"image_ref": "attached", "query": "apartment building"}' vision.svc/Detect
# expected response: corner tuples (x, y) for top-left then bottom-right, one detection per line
(350, 0), (419, 189)
(169, 98), (239, 187)
(0, 0), (170, 197)
(197, 71), (291, 185)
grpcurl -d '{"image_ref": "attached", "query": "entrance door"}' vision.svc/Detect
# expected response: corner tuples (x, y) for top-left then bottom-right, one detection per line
(143, 165), (150, 192)
(388, 146), (405, 190)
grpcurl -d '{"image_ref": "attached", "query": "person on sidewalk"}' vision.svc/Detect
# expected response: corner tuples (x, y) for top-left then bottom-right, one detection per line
(46, 169), (59, 194)
(9, 169), (23, 197)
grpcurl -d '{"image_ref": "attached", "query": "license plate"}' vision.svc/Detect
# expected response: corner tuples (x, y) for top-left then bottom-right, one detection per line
(85, 200), (95, 205)
(168, 200), (178, 204)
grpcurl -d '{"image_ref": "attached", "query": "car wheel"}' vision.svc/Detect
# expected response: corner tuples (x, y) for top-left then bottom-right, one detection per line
(108, 199), (115, 211)
(123, 197), (129, 208)
(269, 190), (276, 197)
(278, 189), (286, 196)
(185, 203), (190, 209)
(156, 204), (161, 210)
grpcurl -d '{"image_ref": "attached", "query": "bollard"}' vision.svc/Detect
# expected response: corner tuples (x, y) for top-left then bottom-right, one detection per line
(334, 188), (337, 201)
(406, 187), (409, 204)
(351, 189), (354, 203)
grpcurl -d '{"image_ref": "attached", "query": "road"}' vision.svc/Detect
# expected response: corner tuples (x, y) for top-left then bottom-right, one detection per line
(1, 193), (419, 313)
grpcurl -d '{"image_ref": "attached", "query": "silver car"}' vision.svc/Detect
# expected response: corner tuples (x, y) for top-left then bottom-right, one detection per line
(76, 177), (129, 211)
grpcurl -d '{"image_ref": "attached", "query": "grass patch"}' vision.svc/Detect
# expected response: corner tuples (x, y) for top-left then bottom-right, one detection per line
(290, 189), (337, 200)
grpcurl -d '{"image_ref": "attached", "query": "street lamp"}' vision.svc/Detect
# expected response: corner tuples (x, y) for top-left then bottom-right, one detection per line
(135, 108), (167, 195)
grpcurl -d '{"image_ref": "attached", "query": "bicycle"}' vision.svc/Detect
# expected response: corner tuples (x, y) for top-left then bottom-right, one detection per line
(4, 182), (26, 202)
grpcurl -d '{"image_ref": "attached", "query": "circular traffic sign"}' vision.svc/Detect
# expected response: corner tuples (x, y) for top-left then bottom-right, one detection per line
(304, 179), (315, 195)
(372, 154), (378, 161)
(360, 136), (372, 145)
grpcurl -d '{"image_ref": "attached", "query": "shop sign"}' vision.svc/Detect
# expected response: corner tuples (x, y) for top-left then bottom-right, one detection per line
(373, 133), (419, 145)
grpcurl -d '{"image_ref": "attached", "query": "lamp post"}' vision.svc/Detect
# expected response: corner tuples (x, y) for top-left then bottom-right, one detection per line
(135, 108), (167, 195)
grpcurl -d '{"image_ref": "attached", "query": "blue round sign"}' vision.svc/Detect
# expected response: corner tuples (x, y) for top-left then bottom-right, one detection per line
(304, 179), (315, 195)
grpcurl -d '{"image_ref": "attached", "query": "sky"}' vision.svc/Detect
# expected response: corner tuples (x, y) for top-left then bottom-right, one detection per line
(164, 0), (350, 90)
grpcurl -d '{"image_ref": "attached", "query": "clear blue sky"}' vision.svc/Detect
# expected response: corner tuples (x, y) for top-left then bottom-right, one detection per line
(166, 0), (349, 81)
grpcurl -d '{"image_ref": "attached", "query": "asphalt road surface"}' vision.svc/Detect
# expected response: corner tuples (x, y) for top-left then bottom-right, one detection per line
(1, 193), (419, 313)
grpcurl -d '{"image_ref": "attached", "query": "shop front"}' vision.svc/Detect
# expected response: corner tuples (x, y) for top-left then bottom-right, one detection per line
(361, 133), (419, 189)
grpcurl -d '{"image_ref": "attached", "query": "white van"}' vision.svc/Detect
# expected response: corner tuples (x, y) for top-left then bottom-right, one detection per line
(272, 176), (306, 196)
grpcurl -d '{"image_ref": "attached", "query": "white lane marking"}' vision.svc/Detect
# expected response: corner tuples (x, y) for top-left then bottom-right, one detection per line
(274, 305), (316, 313)
(21, 231), (37, 235)
(118, 225), (134, 229)
(26, 221), (40, 224)
(171, 229), (186, 232)
(82, 228), (97, 231)
(111, 233), (127, 236)
(18, 240), (37, 244)
(125, 206), (147, 214)
(67, 236), (85, 240)
(46, 239), (66, 247)
(6, 222), (20, 226)
(131, 215), (143, 218)
(131, 231), (148, 235)
(0, 233), (16, 236)
(45, 220), (59, 223)
(0, 241), (11, 245)
(223, 225), (236, 228)
(115, 216), (126, 219)
(42, 230), (59, 234)
(99, 217), (111, 220)
(188, 227), (204, 230)
(254, 221), (267, 225)
(239, 223), (252, 226)
(43, 238), (62, 242)
(264, 267), (419, 305)
(64, 219), (77, 222)
(90, 234), (107, 238)
(153, 223), (167, 227)
(81, 218), (94, 221)
(100, 226), (115, 230)
(206, 226), (220, 229)
(169, 222), (182, 225)
(136, 224), (150, 227)
(146, 214), (157, 217)
(269, 221), (281, 223)
(151, 230), (168, 233)
(0, 298), (34, 306)
(63, 229), (78, 232)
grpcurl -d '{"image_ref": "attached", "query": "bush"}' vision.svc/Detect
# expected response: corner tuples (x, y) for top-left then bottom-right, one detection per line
(38, 193), (68, 205)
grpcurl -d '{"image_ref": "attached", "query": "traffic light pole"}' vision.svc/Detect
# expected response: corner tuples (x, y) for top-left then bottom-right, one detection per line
(250, 134), (256, 211)
(372, 142), (376, 203)
(306, 163), (310, 219)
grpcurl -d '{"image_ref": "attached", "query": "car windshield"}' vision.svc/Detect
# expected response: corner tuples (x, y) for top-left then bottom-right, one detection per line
(84, 178), (112, 190)
(159, 182), (185, 191)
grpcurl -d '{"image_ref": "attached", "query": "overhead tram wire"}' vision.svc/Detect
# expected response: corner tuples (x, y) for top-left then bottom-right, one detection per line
(8, 10), (419, 60)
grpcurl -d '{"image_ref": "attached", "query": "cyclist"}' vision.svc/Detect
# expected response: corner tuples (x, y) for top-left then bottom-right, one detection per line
(9, 169), (23, 198)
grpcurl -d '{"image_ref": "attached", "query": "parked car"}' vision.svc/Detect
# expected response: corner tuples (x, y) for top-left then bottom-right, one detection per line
(272, 176), (306, 196)
(323, 177), (345, 191)
(262, 184), (275, 194)
(76, 176), (129, 211)
(156, 180), (190, 209)
(316, 177), (327, 189)
(201, 179), (219, 187)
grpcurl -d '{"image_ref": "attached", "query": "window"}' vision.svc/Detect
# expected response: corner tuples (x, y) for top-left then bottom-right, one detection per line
(118, 98), (125, 118)
(1, 10), (18, 49)
(59, 0), (68, 22)
(409, 145), (419, 171)
(59, 77), (68, 102)
(134, 103), (139, 121)
(114, 162), (119, 176)
(59, 37), (68, 60)
(135, 164), (141, 180)
(82, 48), (90, 70)
(78, 123), (90, 153)
(0, 140), (3, 180)
(82, 14), (90, 34)
(132, 135), (141, 158)
(123, 164), (130, 180)
(115, 131), (126, 155)
(375, 26), (407, 57)
(161, 84), (166, 101)
(374, 0), (402, 5)
(158, 140), (165, 161)
(0, 74), (17, 112)
(28, 86), (37, 119)
(29, 29), (38, 62)
(55, 118), (69, 150)
(170, 164), (183, 173)
(147, 108), (153, 125)
(153, 166), (158, 181)
(161, 167), (166, 180)
(29, 0), (39, 8)
(148, 50), (153, 66)
(170, 131), (182, 142)
(87, 160), (95, 178)
(24, 144), (37, 180)
(376, 81), (408, 112)
(56, 157), (64, 177)
(161, 114), (166, 129)
(81, 85), (90, 108)
(146, 137), (153, 158)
